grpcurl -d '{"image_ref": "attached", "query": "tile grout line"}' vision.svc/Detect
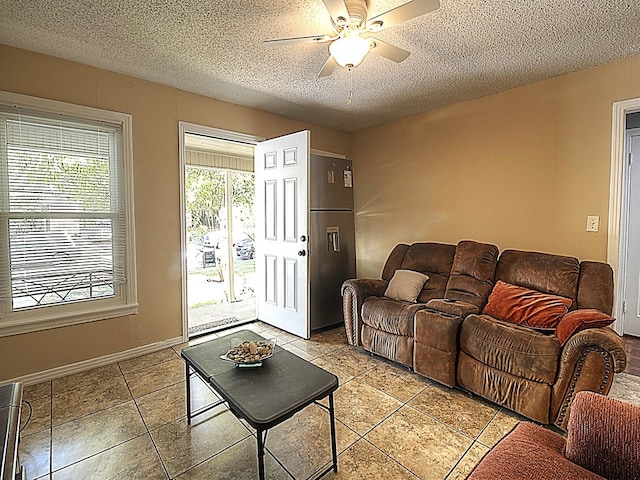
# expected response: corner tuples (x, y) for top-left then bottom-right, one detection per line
(169, 435), (254, 480)
(341, 354), (495, 479)
(49, 432), (153, 477)
(119, 361), (171, 479)
(442, 408), (503, 479)
(50, 375), (133, 429)
(361, 438), (421, 479)
(352, 381), (410, 471)
(48, 363), (159, 476)
(138, 349), (255, 478)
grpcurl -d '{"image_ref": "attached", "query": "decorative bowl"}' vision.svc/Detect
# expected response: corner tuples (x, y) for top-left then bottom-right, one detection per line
(220, 338), (277, 367)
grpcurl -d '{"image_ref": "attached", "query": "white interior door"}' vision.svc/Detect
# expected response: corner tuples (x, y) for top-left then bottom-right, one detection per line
(254, 130), (310, 338)
(624, 131), (640, 336)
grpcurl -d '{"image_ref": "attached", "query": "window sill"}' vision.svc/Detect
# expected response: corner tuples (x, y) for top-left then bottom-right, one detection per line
(0, 303), (139, 337)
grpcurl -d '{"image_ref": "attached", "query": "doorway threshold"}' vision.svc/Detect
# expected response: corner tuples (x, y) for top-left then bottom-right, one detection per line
(188, 316), (257, 339)
(188, 295), (257, 338)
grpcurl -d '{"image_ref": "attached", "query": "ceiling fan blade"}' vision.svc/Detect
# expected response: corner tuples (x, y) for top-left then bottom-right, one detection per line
(318, 56), (338, 77)
(367, 0), (440, 31)
(322, 0), (350, 24)
(263, 34), (332, 46)
(369, 38), (410, 63)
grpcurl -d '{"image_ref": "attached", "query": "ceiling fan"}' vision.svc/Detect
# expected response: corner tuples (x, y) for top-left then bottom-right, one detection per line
(263, 0), (440, 77)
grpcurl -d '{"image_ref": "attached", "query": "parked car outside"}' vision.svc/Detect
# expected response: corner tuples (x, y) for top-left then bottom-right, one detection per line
(236, 241), (254, 260)
(200, 230), (254, 262)
(234, 233), (254, 260)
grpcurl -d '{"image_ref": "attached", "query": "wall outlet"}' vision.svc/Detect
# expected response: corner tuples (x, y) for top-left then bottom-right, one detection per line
(586, 215), (600, 232)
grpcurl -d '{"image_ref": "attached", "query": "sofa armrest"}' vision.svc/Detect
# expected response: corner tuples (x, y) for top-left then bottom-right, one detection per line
(550, 327), (627, 429)
(565, 391), (640, 480)
(341, 278), (387, 346)
(560, 327), (627, 373)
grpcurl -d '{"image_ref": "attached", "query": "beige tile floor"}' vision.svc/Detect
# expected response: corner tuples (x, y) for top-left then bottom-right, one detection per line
(18, 321), (608, 480)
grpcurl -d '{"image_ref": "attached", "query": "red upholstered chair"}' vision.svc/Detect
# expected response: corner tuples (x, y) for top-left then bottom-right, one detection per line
(468, 391), (640, 480)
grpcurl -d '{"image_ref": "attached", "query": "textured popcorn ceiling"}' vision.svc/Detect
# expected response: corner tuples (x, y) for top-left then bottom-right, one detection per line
(1, 0), (640, 132)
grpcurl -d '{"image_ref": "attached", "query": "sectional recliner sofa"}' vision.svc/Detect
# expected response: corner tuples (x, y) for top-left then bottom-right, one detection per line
(341, 240), (627, 429)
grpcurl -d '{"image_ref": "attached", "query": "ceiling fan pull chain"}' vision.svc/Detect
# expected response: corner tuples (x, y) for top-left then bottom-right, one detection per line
(348, 67), (353, 105)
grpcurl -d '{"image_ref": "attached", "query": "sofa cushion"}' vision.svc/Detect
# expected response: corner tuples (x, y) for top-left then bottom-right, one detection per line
(457, 351), (553, 424)
(381, 243), (411, 281)
(384, 269), (429, 303)
(460, 314), (561, 384)
(444, 240), (498, 309)
(496, 250), (580, 308)
(361, 297), (426, 336)
(361, 324), (414, 367)
(555, 309), (615, 345)
(483, 281), (572, 329)
(577, 261), (614, 314)
(399, 242), (456, 303)
(468, 422), (603, 480)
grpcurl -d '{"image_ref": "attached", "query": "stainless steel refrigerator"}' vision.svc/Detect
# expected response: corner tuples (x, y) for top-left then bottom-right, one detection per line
(309, 154), (356, 330)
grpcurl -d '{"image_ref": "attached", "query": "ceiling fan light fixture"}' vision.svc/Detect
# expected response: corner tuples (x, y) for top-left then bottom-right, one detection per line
(329, 32), (371, 68)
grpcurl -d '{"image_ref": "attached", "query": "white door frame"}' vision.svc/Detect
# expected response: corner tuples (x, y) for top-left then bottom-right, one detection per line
(178, 122), (263, 342)
(607, 98), (640, 335)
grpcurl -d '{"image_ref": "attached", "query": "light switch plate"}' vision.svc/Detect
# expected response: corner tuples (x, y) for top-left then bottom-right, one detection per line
(586, 215), (600, 232)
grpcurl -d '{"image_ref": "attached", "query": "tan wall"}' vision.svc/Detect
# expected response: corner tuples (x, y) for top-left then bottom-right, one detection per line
(351, 55), (640, 278)
(0, 45), (350, 381)
(2, 43), (639, 380)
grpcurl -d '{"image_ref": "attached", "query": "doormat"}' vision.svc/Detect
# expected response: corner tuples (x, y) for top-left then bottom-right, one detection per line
(188, 317), (240, 336)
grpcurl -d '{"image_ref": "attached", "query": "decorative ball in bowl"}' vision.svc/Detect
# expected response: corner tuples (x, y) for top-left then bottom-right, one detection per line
(221, 338), (277, 367)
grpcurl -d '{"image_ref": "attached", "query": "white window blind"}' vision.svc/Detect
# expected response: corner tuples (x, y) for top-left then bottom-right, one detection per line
(0, 94), (136, 335)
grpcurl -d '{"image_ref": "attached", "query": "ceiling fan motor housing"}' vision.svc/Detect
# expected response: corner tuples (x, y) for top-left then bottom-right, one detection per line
(343, 0), (369, 28)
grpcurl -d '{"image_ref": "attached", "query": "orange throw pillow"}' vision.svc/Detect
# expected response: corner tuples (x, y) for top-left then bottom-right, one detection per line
(555, 309), (615, 345)
(483, 280), (572, 329)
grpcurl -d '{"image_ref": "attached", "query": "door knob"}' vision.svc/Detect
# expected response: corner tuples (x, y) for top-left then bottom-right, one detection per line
(298, 250), (306, 256)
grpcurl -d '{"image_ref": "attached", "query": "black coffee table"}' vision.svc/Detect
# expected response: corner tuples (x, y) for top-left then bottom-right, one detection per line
(180, 330), (339, 480)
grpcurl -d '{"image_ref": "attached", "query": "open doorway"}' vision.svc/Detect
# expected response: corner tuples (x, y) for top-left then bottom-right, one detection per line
(609, 102), (640, 378)
(179, 124), (261, 338)
(609, 99), (640, 337)
(621, 121), (640, 338)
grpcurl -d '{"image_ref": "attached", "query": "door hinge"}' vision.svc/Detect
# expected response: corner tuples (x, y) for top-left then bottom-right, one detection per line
(629, 152), (633, 166)
(622, 300), (626, 313)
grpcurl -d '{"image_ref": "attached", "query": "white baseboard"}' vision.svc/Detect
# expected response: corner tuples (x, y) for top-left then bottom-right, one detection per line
(2, 336), (184, 386)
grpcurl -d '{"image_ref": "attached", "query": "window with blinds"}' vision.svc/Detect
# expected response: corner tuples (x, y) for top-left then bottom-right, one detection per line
(0, 93), (137, 335)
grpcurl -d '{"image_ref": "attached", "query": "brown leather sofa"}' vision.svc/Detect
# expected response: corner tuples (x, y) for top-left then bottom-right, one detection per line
(468, 391), (640, 480)
(341, 240), (627, 429)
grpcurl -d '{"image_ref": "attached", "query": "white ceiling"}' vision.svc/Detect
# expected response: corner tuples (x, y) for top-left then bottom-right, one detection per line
(2, 0), (640, 132)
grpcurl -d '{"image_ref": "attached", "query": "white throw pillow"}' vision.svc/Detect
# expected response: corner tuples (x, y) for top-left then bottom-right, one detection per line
(384, 270), (429, 303)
